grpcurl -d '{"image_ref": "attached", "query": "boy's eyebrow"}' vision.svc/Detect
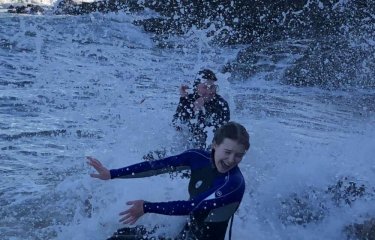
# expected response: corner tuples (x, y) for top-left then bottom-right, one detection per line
(224, 148), (246, 155)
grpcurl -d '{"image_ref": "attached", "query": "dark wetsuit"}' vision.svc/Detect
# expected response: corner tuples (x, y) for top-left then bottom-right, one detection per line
(108, 149), (245, 240)
(172, 94), (230, 150)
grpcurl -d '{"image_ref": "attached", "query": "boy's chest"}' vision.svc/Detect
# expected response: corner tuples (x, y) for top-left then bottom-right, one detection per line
(188, 166), (222, 198)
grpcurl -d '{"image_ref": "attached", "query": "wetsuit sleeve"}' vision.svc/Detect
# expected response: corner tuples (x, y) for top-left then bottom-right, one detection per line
(172, 96), (195, 125)
(143, 173), (245, 216)
(110, 152), (192, 179)
(213, 99), (230, 129)
(222, 100), (230, 123)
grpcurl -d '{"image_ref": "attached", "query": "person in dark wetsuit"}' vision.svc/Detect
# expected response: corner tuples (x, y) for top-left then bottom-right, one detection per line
(142, 69), (230, 161)
(87, 121), (250, 240)
(172, 69), (230, 150)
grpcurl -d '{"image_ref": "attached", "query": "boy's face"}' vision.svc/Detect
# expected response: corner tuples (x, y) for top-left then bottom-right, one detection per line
(212, 138), (246, 173)
(196, 79), (217, 100)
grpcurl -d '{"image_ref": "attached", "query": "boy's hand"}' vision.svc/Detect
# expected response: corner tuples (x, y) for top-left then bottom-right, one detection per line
(86, 156), (111, 180)
(119, 200), (145, 225)
(179, 85), (189, 97)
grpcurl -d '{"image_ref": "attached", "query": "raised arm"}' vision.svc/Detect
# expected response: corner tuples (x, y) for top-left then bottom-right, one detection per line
(212, 98), (230, 129)
(172, 94), (196, 125)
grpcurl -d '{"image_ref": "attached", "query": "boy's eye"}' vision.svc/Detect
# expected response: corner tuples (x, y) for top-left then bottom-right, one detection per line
(235, 154), (244, 159)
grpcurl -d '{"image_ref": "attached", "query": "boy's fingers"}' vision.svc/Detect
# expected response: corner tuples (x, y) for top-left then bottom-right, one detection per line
(86, 156), (97, 162)
(86, 157), (101, 166)
(90, 173), (100, 178)
(122, 217), (135, 225)
(119, 209), (130, 216)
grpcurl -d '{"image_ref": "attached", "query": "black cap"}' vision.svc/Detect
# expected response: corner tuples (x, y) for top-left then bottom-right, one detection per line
(193, 69), (217, 88)
(197, 69), (217, 82)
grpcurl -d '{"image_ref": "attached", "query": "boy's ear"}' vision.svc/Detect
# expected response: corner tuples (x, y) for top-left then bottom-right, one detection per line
(211, 142), (217, 149)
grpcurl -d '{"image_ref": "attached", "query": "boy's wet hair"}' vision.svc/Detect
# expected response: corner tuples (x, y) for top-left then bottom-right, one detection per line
(197, 69), (217, 82)
(213, 122), (250, 150)
(193, 69), (218, 88)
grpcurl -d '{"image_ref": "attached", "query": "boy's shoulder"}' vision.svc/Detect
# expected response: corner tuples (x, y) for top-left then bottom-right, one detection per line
(184, 149), (211, 158)
(215, 94), (229, 105)
(227, 166), (245, 184)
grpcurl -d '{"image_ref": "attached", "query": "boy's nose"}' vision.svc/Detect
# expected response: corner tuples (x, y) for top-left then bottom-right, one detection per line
(228, 155), (235, 164)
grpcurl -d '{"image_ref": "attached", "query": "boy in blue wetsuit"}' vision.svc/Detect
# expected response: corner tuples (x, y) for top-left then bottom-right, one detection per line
(87, 121), (250, 240)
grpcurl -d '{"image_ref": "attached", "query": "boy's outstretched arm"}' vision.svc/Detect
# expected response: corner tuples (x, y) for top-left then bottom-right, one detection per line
(119, 200), (145, 225)
(86, 156), (111, 180)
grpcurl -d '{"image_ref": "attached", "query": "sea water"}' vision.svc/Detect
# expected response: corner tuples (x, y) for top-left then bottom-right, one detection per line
(1, 4), (375, 240)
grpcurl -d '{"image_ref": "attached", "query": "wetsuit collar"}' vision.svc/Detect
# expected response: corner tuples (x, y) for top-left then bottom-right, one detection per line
(210, 149), (225, 176)
(210, 149), (217, 169)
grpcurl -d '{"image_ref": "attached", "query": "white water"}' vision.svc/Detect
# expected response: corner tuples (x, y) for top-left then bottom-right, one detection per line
(1, 7), (375, 240)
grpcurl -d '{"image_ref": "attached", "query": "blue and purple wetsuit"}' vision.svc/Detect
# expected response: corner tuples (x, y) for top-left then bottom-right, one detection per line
(110, 149), (245, 240)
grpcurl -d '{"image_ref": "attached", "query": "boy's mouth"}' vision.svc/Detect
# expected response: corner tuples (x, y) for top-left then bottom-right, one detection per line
(221, 160), (231, 169)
